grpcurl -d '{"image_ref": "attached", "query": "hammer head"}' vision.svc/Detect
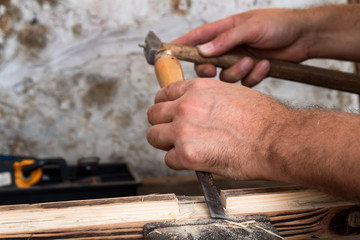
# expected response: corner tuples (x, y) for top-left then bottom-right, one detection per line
(143, 31), (163, 65)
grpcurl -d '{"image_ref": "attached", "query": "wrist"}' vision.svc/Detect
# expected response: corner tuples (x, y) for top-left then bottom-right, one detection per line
(260, 108), (324, 183)
(299, 5), (360, 60)
(294, 8), (322, 60)
(255, 106), (299, 182)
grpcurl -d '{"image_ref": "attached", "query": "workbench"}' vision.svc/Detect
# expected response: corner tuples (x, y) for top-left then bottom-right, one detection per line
(1, 176), (359, 239)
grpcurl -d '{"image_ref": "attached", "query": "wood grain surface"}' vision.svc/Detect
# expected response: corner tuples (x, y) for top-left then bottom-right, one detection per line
(1, 185), (359, 239)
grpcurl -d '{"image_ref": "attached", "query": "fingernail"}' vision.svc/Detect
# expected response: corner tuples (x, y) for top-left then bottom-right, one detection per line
(240, 58), (253, 73)
(199, 42), (214, 55)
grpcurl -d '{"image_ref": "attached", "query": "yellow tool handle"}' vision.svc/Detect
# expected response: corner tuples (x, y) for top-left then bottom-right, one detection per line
(155, 55), (184, 87)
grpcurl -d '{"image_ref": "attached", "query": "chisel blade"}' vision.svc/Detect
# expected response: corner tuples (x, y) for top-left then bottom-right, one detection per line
(196, 171), (227, 219)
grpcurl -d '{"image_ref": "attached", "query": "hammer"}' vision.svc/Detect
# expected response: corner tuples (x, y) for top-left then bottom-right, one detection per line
(142, 31), (360, 94)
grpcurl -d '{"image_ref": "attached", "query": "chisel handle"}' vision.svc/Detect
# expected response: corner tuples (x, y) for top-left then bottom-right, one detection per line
(154, 54), (184, 87)
(163, 43), (360, 95)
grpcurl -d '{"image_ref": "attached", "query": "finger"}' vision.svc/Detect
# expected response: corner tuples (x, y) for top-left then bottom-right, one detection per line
(194, 63), (217, 77)
(164, 148), (186, 170)
(155, 80), (190, 103)
(242, 60), (270, 87)
(147, 124), (175, 151)
(198, 23), (261, 57)
(219, 57), (254, 83)
(147, 102), (174, 125)
(173, 15), (240, 46)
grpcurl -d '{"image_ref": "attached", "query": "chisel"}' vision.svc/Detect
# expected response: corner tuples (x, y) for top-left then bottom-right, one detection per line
(142, 31), (226, 219)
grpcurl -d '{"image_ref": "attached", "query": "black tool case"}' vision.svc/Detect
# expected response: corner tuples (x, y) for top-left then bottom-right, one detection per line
(0, 156), (141, 205)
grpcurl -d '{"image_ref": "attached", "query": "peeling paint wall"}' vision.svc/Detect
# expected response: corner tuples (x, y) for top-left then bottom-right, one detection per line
(0, 0), (357, 177)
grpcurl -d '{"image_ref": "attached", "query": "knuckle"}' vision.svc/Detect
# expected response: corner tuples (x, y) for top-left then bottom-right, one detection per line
(146, 128), (157, 146)
(243, 75), (255, 86)
(163, 81), (183, 100)
(164, 153), (179, 170)
(164, 85), (173, 99)
(176, 100), (192, 115)
(194, 64), (206, 77)
(194, 66), (203, 77)
(176, 123), (192, 139)
(252, 68), (264, 82)
(190, 78), (211, 89)
(191, 28), (201, 39)
(181, 143), (200, 167)
(220, 69), (236, 83)
(174, 126), (201, 168)
(190, 28), (205, 44)
(246, 23), (263, 42)
(195, 64), (216, 77)
(243, 73), (259, 87)
(147, 107), (154, 124)
(164, 155), (173, 169)
(213, 31), (229, 46)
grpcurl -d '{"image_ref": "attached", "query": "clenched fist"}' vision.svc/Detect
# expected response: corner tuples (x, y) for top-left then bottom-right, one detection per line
(147, 78), (293, 181)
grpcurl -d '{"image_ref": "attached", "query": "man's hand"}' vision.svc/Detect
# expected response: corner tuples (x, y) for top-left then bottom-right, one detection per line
(147, 78), (292, 181)
(147, 78), (360, 200)
(174, 5), (360, 87)
(174, 9), (311, 87)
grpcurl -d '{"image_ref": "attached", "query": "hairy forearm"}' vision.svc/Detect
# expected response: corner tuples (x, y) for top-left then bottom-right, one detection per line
(266, 109), (360, 200)
(302, 4), (360, 61)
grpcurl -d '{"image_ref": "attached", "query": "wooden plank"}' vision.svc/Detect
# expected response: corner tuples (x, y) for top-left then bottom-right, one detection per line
(221, 186), (360, 239)
(0, 186), (359, 239)
(221, 186), (354, 213)
(0, 194), (179, 237)
(137, 175), (290, 196)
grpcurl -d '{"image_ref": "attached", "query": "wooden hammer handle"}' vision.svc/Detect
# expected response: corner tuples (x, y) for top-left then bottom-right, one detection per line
(163, 43), (360, 95)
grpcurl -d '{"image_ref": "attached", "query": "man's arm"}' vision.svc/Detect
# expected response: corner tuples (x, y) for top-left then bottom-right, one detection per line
(147, 79), (360, 200)
(267, 108), (360, 200)
(174, 4), (360, 86)
(146, 4), (360, 200)
(305, 5), (360, 61)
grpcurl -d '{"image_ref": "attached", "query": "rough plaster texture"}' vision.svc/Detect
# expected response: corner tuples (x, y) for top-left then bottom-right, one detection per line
(0, 0), (357, 177)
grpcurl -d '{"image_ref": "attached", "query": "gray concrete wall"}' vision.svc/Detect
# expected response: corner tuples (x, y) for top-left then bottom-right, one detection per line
(0, 0), (357, 177)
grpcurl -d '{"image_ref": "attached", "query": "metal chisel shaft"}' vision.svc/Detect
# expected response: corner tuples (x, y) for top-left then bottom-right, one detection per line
(196, 171), (227, 219)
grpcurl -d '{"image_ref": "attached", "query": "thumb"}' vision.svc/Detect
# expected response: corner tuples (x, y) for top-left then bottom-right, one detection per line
(198, 24), (261, 57)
